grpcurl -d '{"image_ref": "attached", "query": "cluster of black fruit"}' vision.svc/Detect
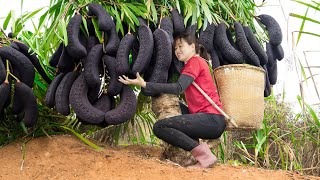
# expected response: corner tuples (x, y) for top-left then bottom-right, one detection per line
(45, 3), (284, 126)
(0, 40), (52, 127)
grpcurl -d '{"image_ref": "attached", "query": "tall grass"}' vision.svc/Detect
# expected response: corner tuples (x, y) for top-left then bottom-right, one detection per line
(227, 94), (319, 176)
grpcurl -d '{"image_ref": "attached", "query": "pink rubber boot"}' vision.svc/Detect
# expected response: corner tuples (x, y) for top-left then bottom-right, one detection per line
(188, 143), (217, 168)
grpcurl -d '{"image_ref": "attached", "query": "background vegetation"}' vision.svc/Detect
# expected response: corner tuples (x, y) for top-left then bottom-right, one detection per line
(0, 0), (319, 177)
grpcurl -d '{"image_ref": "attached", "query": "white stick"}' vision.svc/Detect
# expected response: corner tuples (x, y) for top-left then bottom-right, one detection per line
(192, 82), (238, 127)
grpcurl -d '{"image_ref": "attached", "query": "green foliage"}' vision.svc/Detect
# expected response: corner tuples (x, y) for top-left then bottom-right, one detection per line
(289, 0), (320, 45)
(230, 94), (320, 176)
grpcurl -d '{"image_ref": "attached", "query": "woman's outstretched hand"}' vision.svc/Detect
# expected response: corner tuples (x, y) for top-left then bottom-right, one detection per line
(118, 72), (146, 88)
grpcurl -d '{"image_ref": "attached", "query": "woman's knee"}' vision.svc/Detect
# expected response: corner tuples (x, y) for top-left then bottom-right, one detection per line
(152, 120), (166, 136)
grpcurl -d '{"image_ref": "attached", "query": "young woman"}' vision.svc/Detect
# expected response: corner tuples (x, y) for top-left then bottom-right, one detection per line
(118, 33), (226, 168)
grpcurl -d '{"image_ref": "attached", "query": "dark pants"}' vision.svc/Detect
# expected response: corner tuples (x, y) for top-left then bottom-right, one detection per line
(153, 103), (226, 151)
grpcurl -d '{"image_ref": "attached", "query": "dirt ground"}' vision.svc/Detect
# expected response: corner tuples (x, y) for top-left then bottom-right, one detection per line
(0, 135), (318, 180)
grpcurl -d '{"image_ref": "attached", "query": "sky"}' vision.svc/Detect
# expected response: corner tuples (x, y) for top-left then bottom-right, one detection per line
(0, 0), (319, 112)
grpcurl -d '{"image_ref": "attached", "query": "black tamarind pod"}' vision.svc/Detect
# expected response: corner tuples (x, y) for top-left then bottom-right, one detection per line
(198, 23), (215, 53)
(9, 41), (20, 51)
(215, 44), (228, 66)
(131, 25), (154, 74)
(234, 22), (260, 66)
(14, 41), (52, 84)
(0, 81), (10, 113)
(0, 57), (5, 84)
(81, 36), (100, 65)
(186, 24), (197, 37)
(243, 26), (268, 66)
(84, 44), (103, 88)
(131, 39), (139, 68)
(170, 9), (186, 36)
(86, 18), (96, 36)
(93, 94), (112, 113)
(266, 42), (275, 66)
(14, 81), (38, 127)
(105, 85), (137, 125)
(160, 17), (174, 42)
(58, 46), (75, 73)
(12, 81), (24, 115)
(88, 3), (114, 32)
(49, 43), (63, 67)
(210, 47), (220, 69)
(148, 29), (172, 83)
(105, 26), (120, 56)
(69, 74), (104, 125)
(0, 46), (35, 87)
(55, 71), (79, 115)
(257, 14), (282, 46)
(214, 23), (244, 64)
(102, 55), (123, 96)
(272, 44), (284, 61)
(137, 17), (147, 26)
(86, 36), (100, 52)
(262, 65), (271, 97)
(116, 33), (135, 75)
(45, 73), (66, 108)
(226, 28), (240, 51)
(267, 61), (277, 85)
(66, 14), (87, 59)
(88, 83), (101, 104)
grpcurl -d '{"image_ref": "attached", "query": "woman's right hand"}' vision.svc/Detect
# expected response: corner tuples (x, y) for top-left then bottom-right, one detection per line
(118, 72), (146, 88)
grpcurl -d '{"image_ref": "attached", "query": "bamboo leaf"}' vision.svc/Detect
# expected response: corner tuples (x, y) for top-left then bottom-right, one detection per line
(24, 7), (44, 22)
(296, 7), (308, 45)
(61, 19), (68, 45)
(295, 31), (320, 38)
(150, 1), (158, 24)
(92, 18), (103, 43)
(3, 11), (12, 30)
(289, 13), (320, 25)
(292, 0), (320, 11)
(200, 0), (212, 24)
(82, 16), (89, 37)
(59, 126), (103, 151)
(122, 4), (139, 25)
(111, 6), (124, 36)
(127, 3), (146, 18)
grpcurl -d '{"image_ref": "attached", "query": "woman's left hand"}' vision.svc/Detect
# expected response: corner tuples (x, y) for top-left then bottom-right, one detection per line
(118, 72), (146, 88)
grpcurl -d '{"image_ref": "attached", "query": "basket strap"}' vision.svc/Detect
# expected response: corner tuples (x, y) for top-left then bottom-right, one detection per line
(192, 82), (238, 128)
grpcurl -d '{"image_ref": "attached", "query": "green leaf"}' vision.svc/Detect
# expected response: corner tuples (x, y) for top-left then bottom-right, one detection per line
(305, 104), (320, 127)
(92, 18), (103, 43)
(292, 0), (320, 11)
(111, 6), (124, 36)
(122, 4), (139, 25)
(200, 0), (213, 24)
(127, 3), (145, 18)
(59, 126), (103, 151)
(150, 1), (158, 24)
(60, 19), (68, 46)
(296, 7), (308, 45)
(82, 16), (89, 37)
(296, 31), (320, 38)
(3, 11), (12, 30)
(289, 13), (320, 25)
(11, 11), (16, 34)
(24, 7), (44, 21)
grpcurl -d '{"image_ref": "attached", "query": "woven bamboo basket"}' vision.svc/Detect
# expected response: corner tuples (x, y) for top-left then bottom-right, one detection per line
(213, 64), (265, 130)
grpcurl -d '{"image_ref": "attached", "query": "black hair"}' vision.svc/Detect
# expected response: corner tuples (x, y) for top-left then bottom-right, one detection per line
(173, 33), (210, 61)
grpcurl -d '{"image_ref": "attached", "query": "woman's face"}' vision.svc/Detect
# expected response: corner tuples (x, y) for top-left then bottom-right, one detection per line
(174, 38), (196, 63)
